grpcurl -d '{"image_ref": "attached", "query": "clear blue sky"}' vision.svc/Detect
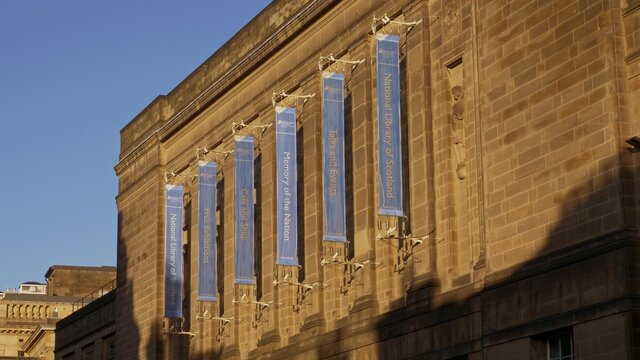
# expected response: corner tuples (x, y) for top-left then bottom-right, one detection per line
(0, 1), (271, 291)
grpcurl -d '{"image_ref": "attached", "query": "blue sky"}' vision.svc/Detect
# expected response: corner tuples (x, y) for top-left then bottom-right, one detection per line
(0, 1), (271, 290)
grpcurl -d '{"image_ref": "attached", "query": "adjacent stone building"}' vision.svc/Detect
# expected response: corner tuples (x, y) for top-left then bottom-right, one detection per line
(45, 266), (116, 298)
(0, 292), (75, 358)
(114, 0), (640, 358)
(54, 290), (116, 360)
(23, 323), (56, 360)
(0, 266), (115, 358)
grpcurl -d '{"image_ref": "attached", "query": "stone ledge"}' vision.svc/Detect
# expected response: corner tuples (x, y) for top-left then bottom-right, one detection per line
(625, 47), (640, 64)
(624, 0), (640, 16)
(117, 0), (340, 170)
(255, 328), (281, 349)
(349, 293), (379, 321)
(299, 312), (326, 335)
(484, 229), (635, 290)
(481, 295), (640, 347)
(220, 343), (241, 359)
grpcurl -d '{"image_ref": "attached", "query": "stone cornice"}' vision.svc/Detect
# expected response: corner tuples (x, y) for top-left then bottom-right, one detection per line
(115, 165), (164, 206)
(624, 0), (640, 16)
(116, 0), (420, 175)
(0, 327), (34, 334)
(484, 228), (636, 290)
(156, 0), (338, 144)
(22, 324), (54, 353)
(114, 132), (160, 176)
(115, 0), (338, 175)
(125, 0), (422, 179)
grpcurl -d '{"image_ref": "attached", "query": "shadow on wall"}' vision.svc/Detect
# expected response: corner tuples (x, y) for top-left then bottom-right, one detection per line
(369, 157), (637, 359)
(145, 189), (193, 359)
(114, 161), (636, 359)
(115, 211), (141, 360)
(146, 322), (162, 359)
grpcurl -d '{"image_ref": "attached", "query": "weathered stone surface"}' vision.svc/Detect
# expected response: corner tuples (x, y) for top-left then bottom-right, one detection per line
(113, 0), (640, 358)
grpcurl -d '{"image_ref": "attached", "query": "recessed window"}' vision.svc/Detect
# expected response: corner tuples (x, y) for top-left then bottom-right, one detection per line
(446, 355), (468, 360)
(547, 332), (574, 360)
(103, 336), (116, 360)
(81, 345), (95, 360)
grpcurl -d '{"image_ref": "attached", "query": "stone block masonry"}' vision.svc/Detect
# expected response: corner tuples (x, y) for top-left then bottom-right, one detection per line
(113, 0), (640, 358)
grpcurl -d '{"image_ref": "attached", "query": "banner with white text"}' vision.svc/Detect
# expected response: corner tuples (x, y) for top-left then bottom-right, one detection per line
(234, 136), (255, 284)
(376, 34), (404, 217)
(198, 161), (217, 301)
(322, 72), (347, 242)
(164, 184), (184, 318)
(276, 107), (299, 265)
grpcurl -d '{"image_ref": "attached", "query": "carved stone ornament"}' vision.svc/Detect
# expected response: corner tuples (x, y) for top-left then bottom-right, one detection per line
(444, 0), (460, 36)
(451, 85), (467, 180)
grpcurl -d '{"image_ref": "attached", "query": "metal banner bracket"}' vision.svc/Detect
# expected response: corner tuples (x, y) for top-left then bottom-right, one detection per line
(340, 259), (382, 294)
(164, 318), (196, 338)
(271, 90), (315, 108)
(372, 14), (423, 34)
(318, 55), (365, 72)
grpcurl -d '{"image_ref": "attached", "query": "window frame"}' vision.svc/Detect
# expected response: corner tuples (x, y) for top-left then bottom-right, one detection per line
(546, 330), (574, 360)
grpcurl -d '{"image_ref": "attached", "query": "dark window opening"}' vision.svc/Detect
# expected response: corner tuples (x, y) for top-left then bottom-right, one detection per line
(216, 178), (225, 316)
(254, 153), (263, 300)
(297, 126), (306, 282)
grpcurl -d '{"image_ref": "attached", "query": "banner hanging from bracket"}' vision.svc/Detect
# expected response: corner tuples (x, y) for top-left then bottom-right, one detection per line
(376, 34), (404, 217)
(164, 184), (184, 318)
(276, 107), (299, 265)
(234, 136), (256, 285)
(198, 161), (217, 302)
(322, 72), (347, 242)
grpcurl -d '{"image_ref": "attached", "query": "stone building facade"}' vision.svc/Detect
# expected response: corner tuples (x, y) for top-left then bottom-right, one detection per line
(0, 293), (75, 358)
(54, 290), (116, 360)
(45, 266), (116, 298)
(114, 0), (640, 358)
(23, 324), (55, 360)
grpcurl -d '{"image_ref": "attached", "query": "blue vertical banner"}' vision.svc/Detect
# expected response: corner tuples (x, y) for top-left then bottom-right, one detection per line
(276, 107), (299, 265)
(322, 72), (347, 242)
(376, 34), (404, 217)
(234, 136), (255, 285)
(164, 184), (184, 318)
(198, 161), (217, 302)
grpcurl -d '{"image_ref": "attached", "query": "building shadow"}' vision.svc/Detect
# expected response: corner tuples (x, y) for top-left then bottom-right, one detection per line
(109, 164), (639, 359)
(114, 211), (141, 359)
(368, 158), (639, 359)
(112, 163), (640, 359)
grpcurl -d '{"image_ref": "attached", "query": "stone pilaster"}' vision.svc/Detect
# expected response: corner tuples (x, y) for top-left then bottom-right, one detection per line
(297, 75), (327, 337)
(220, 151), (239, 359)
(255, 120), (281, 352)
(348, 38), (381, 317)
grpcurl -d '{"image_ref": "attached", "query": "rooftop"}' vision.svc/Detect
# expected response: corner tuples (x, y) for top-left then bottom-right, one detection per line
(44, 265), (116, 279)
(1, 293), (79, 303)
